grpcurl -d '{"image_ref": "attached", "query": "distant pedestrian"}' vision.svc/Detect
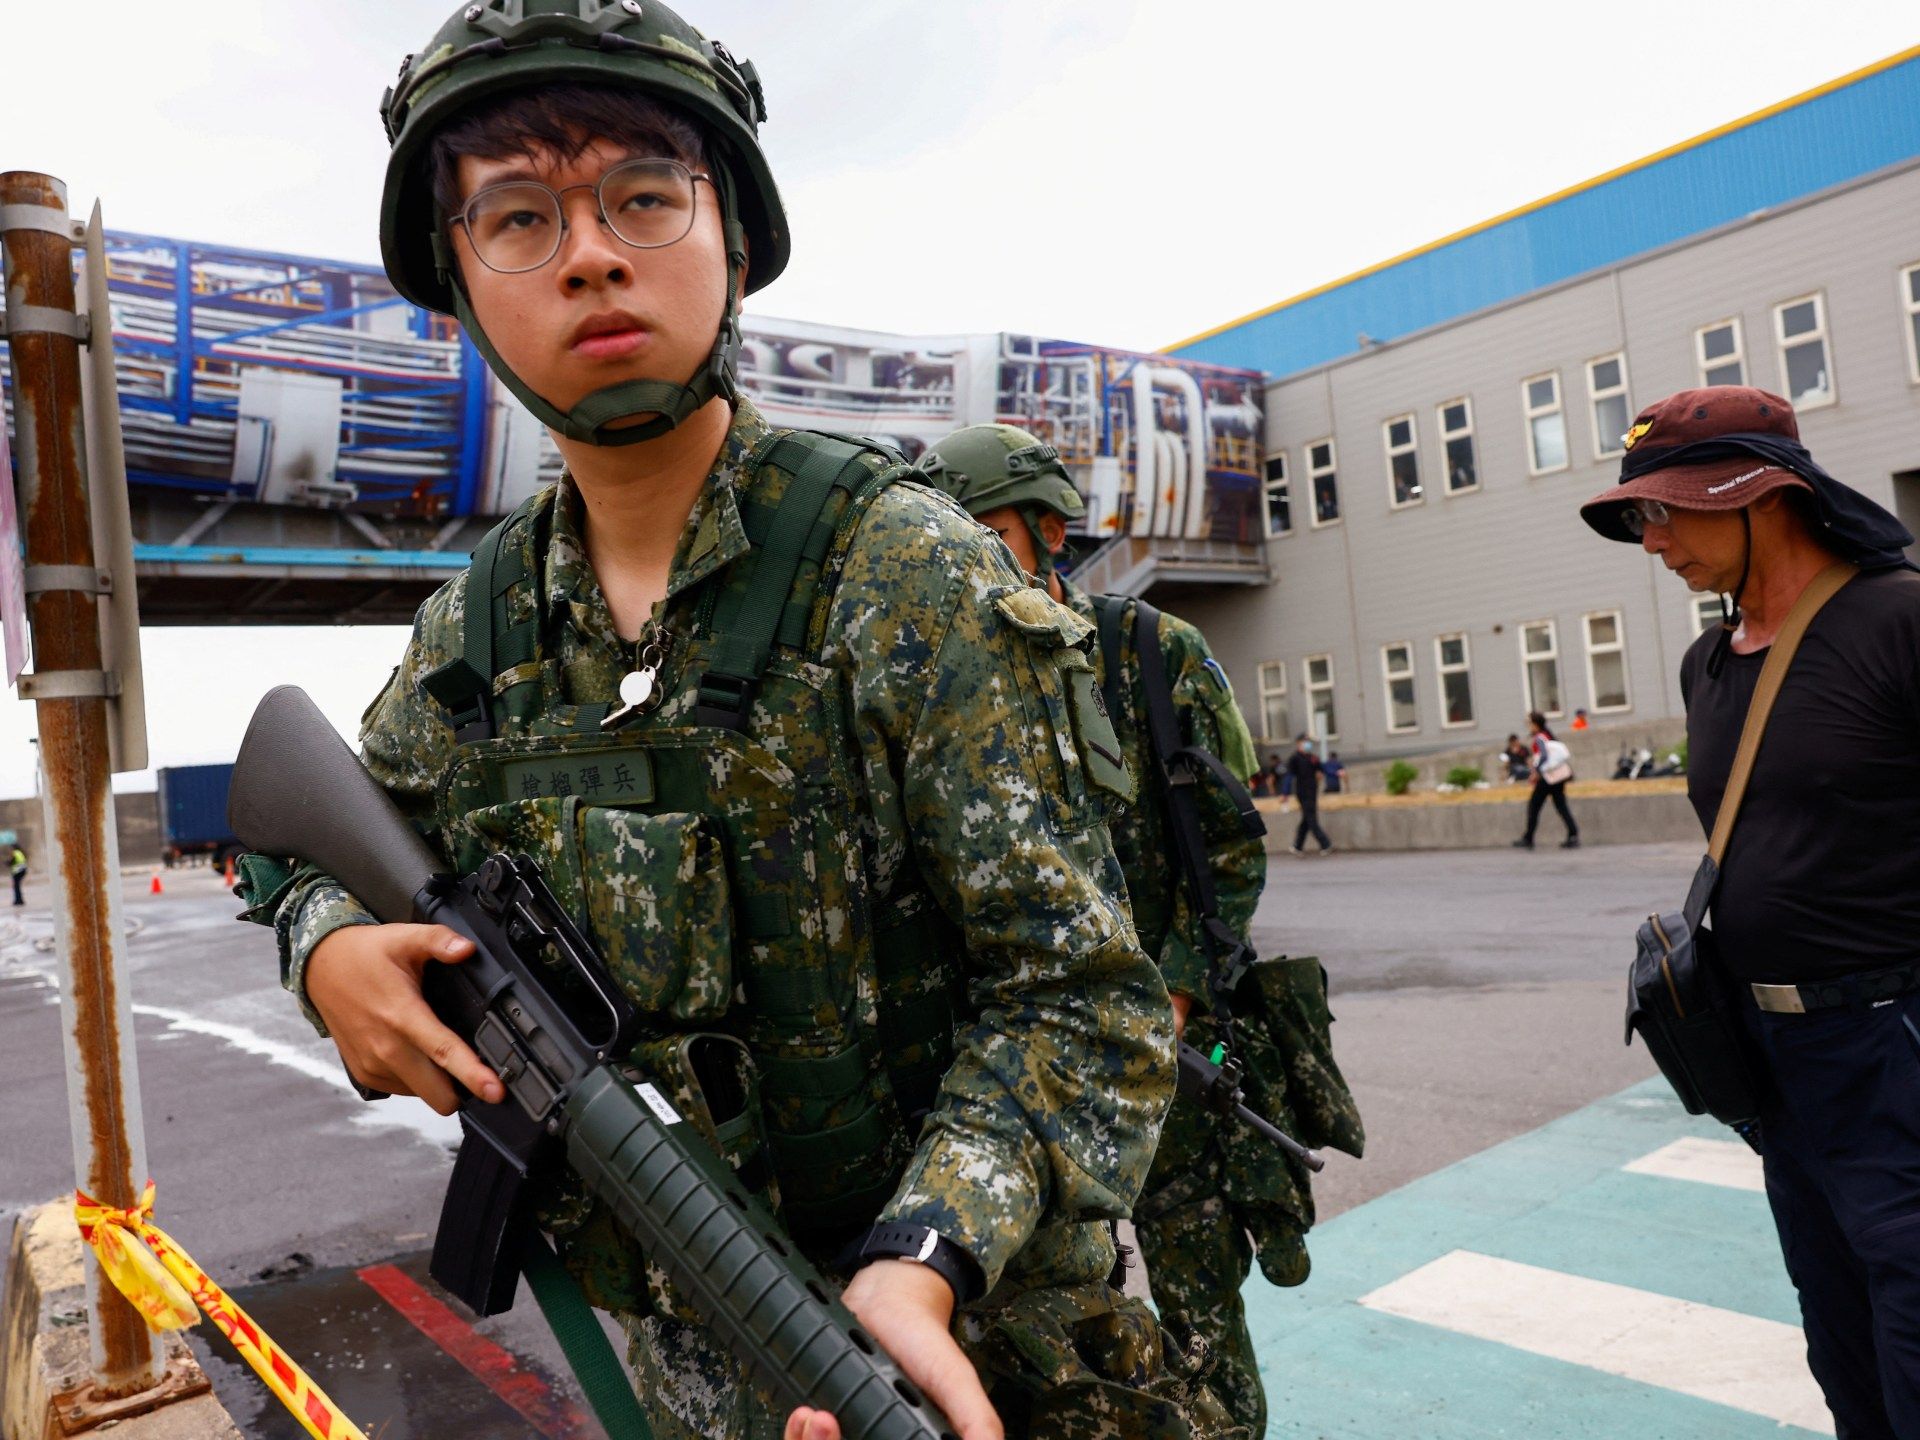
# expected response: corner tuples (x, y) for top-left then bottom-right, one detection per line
(1502, 734), (1532, 784)
(1513, 711), (1579, 849)
(1571, 707), (1591, 732)
(1253, 753), (1285, 798)
(10, 843), (25, 906)
(1286, 735), (1333, 854)
(1322, 751), (1347, 794)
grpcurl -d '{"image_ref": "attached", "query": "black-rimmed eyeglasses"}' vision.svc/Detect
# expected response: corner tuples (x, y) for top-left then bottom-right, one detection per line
(449, 158), (711, 275)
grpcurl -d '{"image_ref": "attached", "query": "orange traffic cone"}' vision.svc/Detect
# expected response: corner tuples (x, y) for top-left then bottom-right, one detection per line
(150, 872), (164, 895)
(223, 856), (236, 888)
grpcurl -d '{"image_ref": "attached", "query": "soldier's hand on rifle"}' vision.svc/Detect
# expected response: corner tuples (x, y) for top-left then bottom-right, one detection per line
(1169, 990), (1192, 1040)
(307, 922), (504, 1115)
(774, 1260), (1004, 1440)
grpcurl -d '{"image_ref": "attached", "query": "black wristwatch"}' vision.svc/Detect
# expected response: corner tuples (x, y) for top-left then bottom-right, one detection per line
(848, 1222), (985, 1305)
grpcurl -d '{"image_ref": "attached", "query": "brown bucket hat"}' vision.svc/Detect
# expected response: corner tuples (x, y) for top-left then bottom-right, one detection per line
(1580, 386), (1810, 543)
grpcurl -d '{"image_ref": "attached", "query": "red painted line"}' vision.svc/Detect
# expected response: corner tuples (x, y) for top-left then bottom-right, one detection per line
(356, 1263), (604, 1440)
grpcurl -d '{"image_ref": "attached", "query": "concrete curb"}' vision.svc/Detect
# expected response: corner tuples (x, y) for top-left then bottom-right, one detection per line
(1260, 785), (1699, 852)
(3, 1203), (241, 1440)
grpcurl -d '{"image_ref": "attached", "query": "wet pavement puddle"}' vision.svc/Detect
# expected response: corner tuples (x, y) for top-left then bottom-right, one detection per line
(186, 1251), (606, 1439)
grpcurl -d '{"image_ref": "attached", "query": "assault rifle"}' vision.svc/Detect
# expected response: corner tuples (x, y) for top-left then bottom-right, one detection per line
(228, 686), (957, 1440)
(1177, 1041), (1325, 1173)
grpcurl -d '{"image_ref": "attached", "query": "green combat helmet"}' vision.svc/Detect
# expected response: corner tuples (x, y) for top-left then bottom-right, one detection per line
(915, 423), (1085, 583)
(378, 0), (788, 447)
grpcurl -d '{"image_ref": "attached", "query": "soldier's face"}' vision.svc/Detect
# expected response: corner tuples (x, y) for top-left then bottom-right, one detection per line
(974, 506), (1066, 581)
(451, 137), (732, 420)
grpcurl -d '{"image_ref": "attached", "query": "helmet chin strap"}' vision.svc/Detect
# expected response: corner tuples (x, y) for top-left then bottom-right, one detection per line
(435, 167), (748, 449)
(1020, 505), (1058, 587)
(1706, 508), (1754, 680)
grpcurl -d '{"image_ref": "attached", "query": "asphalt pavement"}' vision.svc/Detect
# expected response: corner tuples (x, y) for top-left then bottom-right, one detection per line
(0, 842), (1708, 1437)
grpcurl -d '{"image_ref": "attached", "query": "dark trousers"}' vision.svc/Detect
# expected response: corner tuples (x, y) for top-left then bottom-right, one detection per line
(10, 871), (21, 905)
(1740, 988), (1920, 1437)
(1292, 799), (1330, 852)
(1523, 779), (1577, 839)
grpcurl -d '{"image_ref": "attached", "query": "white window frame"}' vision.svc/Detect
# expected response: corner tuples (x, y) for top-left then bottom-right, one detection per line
(1773, 292), (1837, 410)
(1303, 653), (1337, 741)
(1695, 318), (1746, 388)
(1518, 619), (1564, 719)
(1262, 451), (1293, 537)
(1305, 438), (1340, 528)
(1436, 397), (1478, 495)
(1433, 633), (1475, 730)
(1381, 642), (1418, 734)
(1522, 372), (1568, 476)
(1256, 660), (1290, 744)
(1902, 264), (1920, 387)
(1583, 609), (1632, 714)
(1690, 594), (1724, 638)
(1587, 352), (1632, 460)
(1383, 414), (1423, 510)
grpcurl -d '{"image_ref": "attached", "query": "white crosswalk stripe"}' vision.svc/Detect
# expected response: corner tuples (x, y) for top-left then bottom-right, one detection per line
(1623, 1135), (1767, 1192)
(1359, 1250), (1833, 1434)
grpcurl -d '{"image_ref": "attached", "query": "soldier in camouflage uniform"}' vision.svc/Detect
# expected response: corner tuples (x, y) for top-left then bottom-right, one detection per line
(232, 6), (1238, 1438)
(916, 424), (1366, 1439)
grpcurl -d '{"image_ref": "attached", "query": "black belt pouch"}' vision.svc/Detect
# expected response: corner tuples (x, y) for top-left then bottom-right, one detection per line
(1625, 855), (1763, 1127)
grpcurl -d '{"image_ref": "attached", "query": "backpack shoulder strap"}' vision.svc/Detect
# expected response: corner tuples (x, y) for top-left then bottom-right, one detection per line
(421, 489), (554, 744)
(694, 430), (896, 730)
(1089, 593), (1131, 733)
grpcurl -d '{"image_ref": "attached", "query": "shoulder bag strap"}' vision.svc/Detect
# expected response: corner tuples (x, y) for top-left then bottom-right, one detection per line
(1706, 560), (1856, 865)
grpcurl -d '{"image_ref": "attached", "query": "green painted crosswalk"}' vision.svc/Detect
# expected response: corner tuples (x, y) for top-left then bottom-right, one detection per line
(1245, 1080), (1828, 1437)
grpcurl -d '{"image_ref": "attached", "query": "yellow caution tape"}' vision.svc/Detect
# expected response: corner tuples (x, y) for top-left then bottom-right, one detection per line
(75, 1183), (369, 1440)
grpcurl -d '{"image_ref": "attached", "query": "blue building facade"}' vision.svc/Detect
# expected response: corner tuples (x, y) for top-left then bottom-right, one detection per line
(1171, 47), (1920, 379)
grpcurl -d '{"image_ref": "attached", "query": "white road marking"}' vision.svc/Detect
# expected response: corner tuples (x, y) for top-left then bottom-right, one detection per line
(1359, 1250), (1832, 1435)
(1624, 1136), (1766, 1193)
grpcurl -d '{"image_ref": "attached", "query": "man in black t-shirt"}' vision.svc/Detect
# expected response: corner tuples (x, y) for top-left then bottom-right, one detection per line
(1285, 735), (1332, 855)
(1582, 385), (1920, 1440)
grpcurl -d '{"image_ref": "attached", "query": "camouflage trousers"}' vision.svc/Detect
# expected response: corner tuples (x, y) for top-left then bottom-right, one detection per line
(620, 1276), (1246, 1439)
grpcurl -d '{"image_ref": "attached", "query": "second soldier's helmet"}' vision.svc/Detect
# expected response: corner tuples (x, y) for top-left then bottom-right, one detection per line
(914, 424), (1087, 522)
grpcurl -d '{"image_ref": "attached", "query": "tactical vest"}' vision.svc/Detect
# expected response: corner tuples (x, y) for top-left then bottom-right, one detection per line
(420, 430), (965, 1237)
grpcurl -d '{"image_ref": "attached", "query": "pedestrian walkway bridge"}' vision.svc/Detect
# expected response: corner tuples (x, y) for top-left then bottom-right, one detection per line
(1, 231), (1271, 625)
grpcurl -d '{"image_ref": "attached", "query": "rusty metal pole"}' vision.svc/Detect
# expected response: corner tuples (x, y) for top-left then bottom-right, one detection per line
(1, 171), (160, 1394)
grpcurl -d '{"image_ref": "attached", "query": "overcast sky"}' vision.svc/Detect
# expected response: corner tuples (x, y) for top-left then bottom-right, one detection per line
(0, 1), (1914, 801)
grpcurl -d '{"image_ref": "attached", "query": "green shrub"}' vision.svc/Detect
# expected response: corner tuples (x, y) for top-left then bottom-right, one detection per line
(1385, 760), (1418, 796)
(1445, 765), (1484, 788)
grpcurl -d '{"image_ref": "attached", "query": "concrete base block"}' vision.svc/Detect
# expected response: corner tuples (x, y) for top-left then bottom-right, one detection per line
(1261, 785), (1699, 853)
(3, 1203), (240, 1440)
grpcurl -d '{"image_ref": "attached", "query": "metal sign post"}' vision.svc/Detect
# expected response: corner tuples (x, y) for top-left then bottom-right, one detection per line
(1, 170), (159, 1396)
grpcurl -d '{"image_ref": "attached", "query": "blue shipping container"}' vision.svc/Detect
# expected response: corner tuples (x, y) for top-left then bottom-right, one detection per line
(156, 763), (238, 854)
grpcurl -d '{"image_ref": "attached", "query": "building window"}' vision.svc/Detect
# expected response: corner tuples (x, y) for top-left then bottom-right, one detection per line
(1519, 620), (1563, 718)
(1262, 452), (1292, 537)
(1304, 653), (1337, 740)
(1381, 643), (1418, 733)
(1434, 633), (1474, 728)
(1587, 353), (1631, 459)
(1902, 266), (1920, 386)
(1437, 398), (1477, 493)
(1584, 610), (1631, 712)
(1306, 439), (1340, 526)
(1691, 594), (1724, 637)
(1774, 293), (1835, 409)
(1256, 661), (1291, 743)
(1522, 373), (1568, 475)
(1384, 415), (1422, 509)
(1696, 319), (1746, 388)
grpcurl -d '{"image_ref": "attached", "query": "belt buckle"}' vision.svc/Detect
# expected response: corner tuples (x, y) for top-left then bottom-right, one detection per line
(1751, 982), (1807, 1014)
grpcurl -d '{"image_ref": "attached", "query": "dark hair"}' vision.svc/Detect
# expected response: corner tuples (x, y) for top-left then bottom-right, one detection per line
(1527, 710), (1548, 731)
(428, 82), (709, 222)
(1294, 732), (1309, 744)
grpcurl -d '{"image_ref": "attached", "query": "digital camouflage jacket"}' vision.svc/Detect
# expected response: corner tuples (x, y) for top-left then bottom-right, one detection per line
(245, 400), (1176, 1306)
